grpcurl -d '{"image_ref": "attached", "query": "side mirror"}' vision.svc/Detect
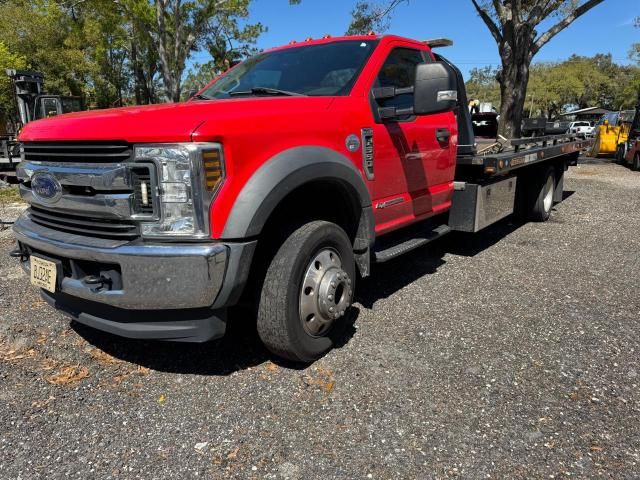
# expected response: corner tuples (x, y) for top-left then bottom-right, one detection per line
(414, 62), (458, 115)
(187, 88), (199, 100)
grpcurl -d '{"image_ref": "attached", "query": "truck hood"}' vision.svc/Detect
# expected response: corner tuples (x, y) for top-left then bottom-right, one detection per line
(19, 97), (335, 143)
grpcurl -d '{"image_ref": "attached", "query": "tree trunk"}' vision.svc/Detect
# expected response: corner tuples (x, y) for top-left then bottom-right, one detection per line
(470, 0), (606, 140)
(130, 37), (143, 105)
(497, 59), (530, 138)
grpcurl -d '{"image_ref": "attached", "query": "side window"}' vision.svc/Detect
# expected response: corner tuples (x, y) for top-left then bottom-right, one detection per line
(374, 48), (426, 110)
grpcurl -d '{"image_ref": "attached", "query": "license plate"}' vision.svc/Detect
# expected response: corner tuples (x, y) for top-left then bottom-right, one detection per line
(30, 255), (57, 293)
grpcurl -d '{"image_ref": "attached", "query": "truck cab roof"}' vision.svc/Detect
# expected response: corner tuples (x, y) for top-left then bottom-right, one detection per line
(264, 34), (437, 54)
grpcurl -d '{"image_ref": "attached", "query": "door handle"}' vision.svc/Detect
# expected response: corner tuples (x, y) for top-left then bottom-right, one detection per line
(436, 128), (451, 144)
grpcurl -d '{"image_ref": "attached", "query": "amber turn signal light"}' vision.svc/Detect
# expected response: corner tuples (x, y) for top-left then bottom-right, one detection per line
(203, 149), (223, 191)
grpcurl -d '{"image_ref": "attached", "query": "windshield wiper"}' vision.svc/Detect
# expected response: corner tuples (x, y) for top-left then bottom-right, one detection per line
(191, 93), (213, 100)
(229, 87), (305, 97)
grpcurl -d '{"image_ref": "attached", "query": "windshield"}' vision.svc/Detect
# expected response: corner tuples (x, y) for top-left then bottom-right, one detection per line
(200, 40), (379, 99)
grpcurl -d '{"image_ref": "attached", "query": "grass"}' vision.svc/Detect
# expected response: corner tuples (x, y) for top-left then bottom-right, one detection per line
(0, 186), (23, 205)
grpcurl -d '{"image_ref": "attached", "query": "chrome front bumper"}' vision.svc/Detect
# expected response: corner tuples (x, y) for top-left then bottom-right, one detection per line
(13, 214), (227, 310)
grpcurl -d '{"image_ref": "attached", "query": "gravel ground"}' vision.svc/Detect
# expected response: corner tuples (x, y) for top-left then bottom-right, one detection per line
(0, 158), (639, 479)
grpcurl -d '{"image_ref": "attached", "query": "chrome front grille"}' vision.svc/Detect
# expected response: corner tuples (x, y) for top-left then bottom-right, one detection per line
(22, 142), (132, 163)
(29, 206), (139, 239)
(17, 143), (159, 240)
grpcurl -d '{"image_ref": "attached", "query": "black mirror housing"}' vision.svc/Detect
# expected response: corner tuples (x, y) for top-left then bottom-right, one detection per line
(414, 62), (458, 115)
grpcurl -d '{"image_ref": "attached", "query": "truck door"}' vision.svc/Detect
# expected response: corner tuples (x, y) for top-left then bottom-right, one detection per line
(368, 46), (456, 234)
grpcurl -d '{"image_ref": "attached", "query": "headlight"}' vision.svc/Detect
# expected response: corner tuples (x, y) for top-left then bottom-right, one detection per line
(134, 143), (224, 238)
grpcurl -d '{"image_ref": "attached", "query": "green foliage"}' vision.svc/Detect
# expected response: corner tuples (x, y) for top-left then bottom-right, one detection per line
(138, 0), (265, 102)
(465, 66), (501, 107)
(468, 55), (640, 118)
(0, 0), (89, 98)
(0, 41), (28, 128)
(0, 0), (265, 108)
(630, 43), (640, 64)
(0, 185), (22, 204)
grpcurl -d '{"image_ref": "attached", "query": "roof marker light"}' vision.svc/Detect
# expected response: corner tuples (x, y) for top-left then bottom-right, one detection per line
(423, 38), (454, 48)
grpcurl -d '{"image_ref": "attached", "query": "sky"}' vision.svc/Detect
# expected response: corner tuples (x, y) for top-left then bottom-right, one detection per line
(189, 0), (639, 80)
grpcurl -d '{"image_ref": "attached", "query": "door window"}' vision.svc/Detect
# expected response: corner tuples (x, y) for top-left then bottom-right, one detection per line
(374, 48), (426, 110)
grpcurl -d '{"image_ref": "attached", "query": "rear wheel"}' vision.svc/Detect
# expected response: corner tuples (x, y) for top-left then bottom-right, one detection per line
(257, 220), (356, 363)
(633, 153), (640, 171)
(528, 166), (556, 222)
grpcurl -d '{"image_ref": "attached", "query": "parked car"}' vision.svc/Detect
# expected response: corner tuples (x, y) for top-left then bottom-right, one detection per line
(568, 121), (594, 137)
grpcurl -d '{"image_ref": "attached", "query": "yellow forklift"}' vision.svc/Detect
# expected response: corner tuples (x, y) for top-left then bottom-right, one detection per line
(588, 109), (634, 158)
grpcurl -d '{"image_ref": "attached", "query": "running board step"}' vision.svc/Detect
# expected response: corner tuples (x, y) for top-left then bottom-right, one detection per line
(374, 224), (451, 263)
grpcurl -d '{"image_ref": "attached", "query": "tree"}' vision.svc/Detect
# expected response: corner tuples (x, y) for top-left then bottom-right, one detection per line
(146, 0), (264, 102)
(0, 0), (90, 98)
(466, 55), (640, 119)
(471, 0), (605, 137)
(80, 0), (131, 108)
(465, 66), (501, 107)
(346, 0), (408, 35)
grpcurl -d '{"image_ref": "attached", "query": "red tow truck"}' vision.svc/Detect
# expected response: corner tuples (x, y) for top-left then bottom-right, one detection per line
(11, 35), (589, 362)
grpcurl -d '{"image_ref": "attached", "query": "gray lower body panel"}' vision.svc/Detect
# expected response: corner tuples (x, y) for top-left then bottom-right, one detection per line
(42, 290), (226, 342)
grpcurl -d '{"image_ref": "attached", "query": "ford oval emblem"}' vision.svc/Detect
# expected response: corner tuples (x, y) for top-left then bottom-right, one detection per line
(31, 172), (63, 203)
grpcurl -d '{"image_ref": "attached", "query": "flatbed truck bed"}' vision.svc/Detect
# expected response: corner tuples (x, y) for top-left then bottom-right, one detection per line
(459, 134), (589, 174)
(449, 134), (590, 233)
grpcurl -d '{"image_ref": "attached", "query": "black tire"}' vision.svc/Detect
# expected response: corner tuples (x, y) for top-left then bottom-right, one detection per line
(633, 153), (640, 171)
(528, 165), (556, 222)
(257, 220), (356, 363)
(615, 144), (625, 164)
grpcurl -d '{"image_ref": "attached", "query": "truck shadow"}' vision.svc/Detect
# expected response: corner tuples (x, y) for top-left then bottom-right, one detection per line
(72, 305), (360, 376)
(356, 220), (522, 309)
(356, 192), (574, 308)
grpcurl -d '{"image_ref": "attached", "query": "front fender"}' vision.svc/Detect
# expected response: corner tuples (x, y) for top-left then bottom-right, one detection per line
(221, 146), (372, 240)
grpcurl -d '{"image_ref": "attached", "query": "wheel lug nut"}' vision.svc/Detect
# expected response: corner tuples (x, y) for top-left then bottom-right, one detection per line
(328, 295), (333, 301)
(329, 307), (334, 313)
(330, 282), (336, 288)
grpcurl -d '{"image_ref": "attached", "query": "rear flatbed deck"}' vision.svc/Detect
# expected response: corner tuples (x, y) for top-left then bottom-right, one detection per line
(457, 134), (591, 176)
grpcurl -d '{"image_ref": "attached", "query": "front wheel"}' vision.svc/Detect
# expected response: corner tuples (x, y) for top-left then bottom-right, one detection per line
(257, 220), (356, 363)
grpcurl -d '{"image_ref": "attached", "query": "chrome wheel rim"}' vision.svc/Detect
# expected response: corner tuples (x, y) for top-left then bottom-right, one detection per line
(543, 174), (554, 213)
(299, 248), (353, 337)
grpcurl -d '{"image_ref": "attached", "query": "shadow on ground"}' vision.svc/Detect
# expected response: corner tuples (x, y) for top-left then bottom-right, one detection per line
(73, 304), (361, 376)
